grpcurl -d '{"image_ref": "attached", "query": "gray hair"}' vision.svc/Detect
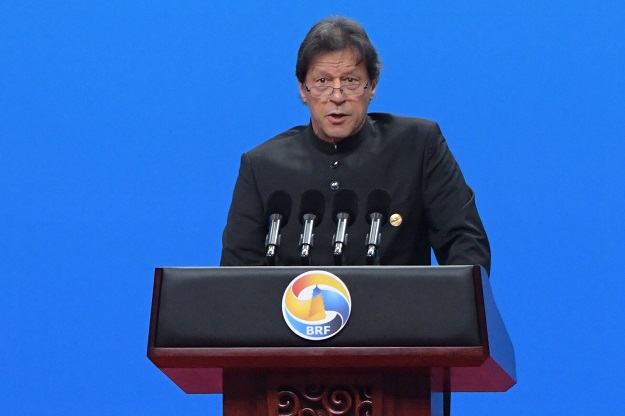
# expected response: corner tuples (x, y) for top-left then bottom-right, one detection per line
(296, 17), (382, 83)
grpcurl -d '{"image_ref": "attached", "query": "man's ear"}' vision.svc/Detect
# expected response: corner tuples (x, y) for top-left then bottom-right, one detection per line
(298, 82), (308, 103)
(369, 78), (378, 100)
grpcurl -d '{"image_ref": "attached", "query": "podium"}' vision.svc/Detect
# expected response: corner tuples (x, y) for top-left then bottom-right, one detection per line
(147, 265), (515, 415)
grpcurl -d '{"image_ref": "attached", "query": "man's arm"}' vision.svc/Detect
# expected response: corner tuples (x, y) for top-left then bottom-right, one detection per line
(220, 153), (268, 266)
(422, 122), (491, 275)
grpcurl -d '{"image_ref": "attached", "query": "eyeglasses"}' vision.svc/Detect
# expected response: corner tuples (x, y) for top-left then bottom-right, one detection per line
(304, 81), (370, 98)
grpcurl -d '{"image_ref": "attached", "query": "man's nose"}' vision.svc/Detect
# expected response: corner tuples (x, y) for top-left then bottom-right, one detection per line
(329, 85), (347, 103)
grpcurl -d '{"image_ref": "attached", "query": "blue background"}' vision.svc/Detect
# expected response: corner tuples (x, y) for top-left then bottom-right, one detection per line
(2, 1), (624, 414)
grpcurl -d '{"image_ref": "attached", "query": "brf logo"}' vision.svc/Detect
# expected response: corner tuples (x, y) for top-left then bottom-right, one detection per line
(282, 270), (352, 341)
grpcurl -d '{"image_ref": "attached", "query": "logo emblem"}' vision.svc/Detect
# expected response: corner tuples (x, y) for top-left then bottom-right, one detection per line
(282, 270), (352, 341)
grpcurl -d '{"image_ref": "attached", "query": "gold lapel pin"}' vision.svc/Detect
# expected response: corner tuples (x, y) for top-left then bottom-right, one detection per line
(390, 213), (402, 227)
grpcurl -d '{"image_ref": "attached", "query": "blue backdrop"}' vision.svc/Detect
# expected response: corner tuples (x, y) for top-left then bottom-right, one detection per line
(2, 1), (624, 414)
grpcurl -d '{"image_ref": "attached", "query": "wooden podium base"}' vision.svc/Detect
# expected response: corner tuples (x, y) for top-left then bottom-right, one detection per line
(223, 369), (446, 416)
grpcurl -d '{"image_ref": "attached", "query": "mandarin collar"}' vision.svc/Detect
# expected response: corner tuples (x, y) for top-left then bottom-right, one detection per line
(306, 116), (373, 154)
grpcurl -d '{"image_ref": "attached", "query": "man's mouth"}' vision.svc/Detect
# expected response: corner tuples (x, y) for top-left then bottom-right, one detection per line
(328, 113), (348, 122)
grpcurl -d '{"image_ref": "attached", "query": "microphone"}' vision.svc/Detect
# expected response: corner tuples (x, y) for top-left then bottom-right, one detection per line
(331, 189), (358, 265)
(264, 190), (292, 266)
(298, 190), (325, 265)
(365, 189), (391, 265)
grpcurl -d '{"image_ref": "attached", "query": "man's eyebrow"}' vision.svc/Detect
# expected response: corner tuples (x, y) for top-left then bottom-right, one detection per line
(309, 68), (363, 78)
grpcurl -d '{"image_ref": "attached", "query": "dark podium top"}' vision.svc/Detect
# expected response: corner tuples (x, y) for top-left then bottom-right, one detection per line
(147, 265), (515, 394)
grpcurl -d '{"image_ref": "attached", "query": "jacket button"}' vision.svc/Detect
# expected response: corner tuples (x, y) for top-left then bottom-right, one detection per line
(330, 160), (339, 169)
(330, 181), (340, 191)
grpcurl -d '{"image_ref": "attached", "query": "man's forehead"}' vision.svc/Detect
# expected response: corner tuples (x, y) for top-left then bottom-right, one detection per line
(307, 49), (366, 76)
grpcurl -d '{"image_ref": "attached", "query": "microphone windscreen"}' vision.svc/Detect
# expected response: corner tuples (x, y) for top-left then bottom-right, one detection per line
(299, 189), (325, 225)
(366, 189), (391, 224)
(266, 190), (292, 225)
(332, 189), (358, 225)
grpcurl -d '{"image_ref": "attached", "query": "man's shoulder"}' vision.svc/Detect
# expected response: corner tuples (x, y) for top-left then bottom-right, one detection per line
(368, 113), (439, 141)
(369, 112), (437, 130)
(246, 124), (309, 157)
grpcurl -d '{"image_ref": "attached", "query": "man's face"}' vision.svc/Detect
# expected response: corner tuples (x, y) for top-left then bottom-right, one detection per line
(299, 49), (377, 143)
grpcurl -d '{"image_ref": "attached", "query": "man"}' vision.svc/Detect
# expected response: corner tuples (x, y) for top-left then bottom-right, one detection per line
(220, 16), (490, 274)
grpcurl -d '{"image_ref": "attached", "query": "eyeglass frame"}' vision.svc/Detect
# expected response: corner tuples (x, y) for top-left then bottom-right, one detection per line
(304, 80), (371, 98)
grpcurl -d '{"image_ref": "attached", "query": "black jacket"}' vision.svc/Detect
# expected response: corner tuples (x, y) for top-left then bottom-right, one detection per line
(220, 113), (490, 274)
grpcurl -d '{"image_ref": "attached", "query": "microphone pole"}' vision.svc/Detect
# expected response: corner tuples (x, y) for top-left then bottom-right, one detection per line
(365, 189), (391, 265)
(331, 189), (358, 265)
(264, 190), (292, 266)
(298, 190), (325, 265)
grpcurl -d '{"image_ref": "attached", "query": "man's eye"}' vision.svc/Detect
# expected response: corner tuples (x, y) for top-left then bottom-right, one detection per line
(345, 77), (357, 83)
(316, 78), (327, 84)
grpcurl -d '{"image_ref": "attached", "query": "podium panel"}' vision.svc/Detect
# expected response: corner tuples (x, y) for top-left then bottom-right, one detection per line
(147, 265), (516, 415)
